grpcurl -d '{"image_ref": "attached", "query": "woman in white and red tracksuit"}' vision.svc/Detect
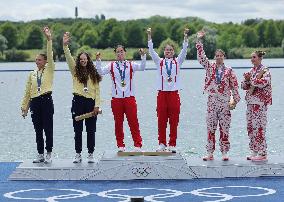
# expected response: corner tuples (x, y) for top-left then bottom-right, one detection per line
(241, 50), (272, 162)
(147, 28), (189, 152)
(196, 31), (240, 161)
(96, 46), (146, 152)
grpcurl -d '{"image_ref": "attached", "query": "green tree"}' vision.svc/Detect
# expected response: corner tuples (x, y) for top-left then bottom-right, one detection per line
(264, 20), (281, 47)
(125, 22), (144, 48)
(242, 27), (259, 47)
(256, 21), (266, 47)
(188, 26), (217, 59)
(109, 26), (125, 47)
(80, 29), (98, 48)
(0, 34), (8, 55)
(282, 38), (284, 56)
(97, 19), (118, 48)
(167, 19), (182, 42)
(152, 24), (168, 48)
(51, 27), (79, 61)
(217, 32), (242, 54)
(25, 25), (43, 49)
(0, 22), (18, 48)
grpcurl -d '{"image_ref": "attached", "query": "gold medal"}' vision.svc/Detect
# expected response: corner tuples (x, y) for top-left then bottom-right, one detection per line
(167, 76), (172, 82)
(121, 80), (126, 87)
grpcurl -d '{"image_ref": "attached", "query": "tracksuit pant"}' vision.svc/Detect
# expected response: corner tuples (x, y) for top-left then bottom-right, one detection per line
(71, 95), (97, 154)
(30, 92), (54, 154)
(206, 95), (231, 154)
(246, 104), (268, 156)
(111, 96), (142, 148)
(156, 91), (180, 147)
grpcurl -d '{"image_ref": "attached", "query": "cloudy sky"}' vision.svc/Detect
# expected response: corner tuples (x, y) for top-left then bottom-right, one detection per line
(0, 0), (283, 23)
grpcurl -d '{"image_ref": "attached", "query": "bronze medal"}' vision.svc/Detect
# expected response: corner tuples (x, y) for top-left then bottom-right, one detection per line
(167, 77), (172, 82)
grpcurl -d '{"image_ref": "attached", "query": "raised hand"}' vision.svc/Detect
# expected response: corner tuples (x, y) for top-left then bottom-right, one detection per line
(63, 32), (70, 46)
(197, 30), (205, 39)
(96, 52), (101, 60)
(139, 48), (146, 56)
(147, 27), (152, 41)
(184, 28), (189, 37)
(43, 26), (51, 41)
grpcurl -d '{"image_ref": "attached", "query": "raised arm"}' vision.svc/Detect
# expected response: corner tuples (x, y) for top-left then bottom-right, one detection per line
(177, 28), (189, 64)
(147, 28), (161, 66)
(133, 48), (146, 71)
(196, 31), (211, 71)
(43, 26), (55, 71)
(63, 32), (76, 75)
(95, 52), (111, 75)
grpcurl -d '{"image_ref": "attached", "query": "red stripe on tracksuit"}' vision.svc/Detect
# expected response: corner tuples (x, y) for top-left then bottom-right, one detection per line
(157, 59), (180, 146)
(110, 62), (141, 148)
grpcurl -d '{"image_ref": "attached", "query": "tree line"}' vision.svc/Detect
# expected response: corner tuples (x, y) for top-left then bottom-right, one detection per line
(0, 16), (284, 61)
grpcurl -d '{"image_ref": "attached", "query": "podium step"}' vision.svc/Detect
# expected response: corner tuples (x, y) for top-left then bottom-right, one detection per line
(8, 152), (284, 180)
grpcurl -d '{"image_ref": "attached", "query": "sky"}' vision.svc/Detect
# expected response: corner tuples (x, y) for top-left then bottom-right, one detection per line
(0, 0), (283, 23)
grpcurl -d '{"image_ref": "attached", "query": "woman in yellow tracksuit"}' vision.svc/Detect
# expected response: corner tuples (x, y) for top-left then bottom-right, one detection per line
(21, 26), (55, 164)
(63, 32), (102, 163)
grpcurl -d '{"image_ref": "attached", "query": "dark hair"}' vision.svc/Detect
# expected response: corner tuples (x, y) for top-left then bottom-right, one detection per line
(75, 52), (102, 84)
(39, 53), (47, 60)
(114, 45), (126, 52)
(215, 49), (226, 57)
(254, 50), (266, 58)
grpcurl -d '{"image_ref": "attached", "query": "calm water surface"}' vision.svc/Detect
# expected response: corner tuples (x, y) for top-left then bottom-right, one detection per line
(0, 59), (283, 161)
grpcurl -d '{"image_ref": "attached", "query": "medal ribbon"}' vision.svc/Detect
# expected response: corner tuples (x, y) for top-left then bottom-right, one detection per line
(165, 60), (173, 78)
(37, 69), (44, 91)
(115, 61), (127, 82)
(215, 66), (225, 84)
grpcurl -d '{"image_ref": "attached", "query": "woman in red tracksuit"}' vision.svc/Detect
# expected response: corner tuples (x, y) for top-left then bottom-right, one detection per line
(147, 27), (189, 153)
(196, 31), (240, 161)
(241, 50), (272, 162)
(95, 46), (146, 152)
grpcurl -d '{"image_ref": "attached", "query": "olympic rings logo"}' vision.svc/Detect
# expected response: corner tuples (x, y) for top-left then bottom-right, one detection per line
(3, 186), (276, 202)
(132, 166), (152, 177)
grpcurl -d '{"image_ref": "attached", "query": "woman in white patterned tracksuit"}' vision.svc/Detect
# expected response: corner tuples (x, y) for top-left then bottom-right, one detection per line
(196, 31), (240, 161)
(241, 51), (272, 162)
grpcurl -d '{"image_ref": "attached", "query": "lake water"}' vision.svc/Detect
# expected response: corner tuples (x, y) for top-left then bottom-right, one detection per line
(0, 59), (283, 161)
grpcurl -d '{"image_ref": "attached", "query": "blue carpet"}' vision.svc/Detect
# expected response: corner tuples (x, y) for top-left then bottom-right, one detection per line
(1, 162), (283, 202)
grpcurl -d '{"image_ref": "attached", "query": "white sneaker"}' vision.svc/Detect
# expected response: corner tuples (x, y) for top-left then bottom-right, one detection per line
(222, 152), (229, 161)
(118, 147), (125, 152)
(87, 153), (94, 163)
(203, 153), (214, 161)
(44, 152), (52, 164)
(168, 146), (177, 153)
(134, 147), (142, 152)
(156, 144), (166, 152)
(73, 153), (82, 163)
(33, 154), (44, 163)
(247, 151), (258, 160)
